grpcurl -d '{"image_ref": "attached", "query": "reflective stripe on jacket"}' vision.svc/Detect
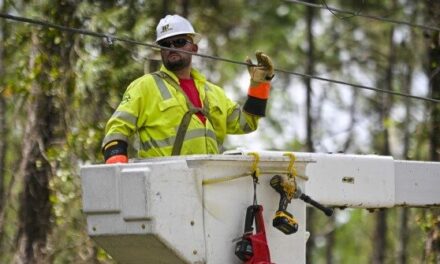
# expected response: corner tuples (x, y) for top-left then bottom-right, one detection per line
(102, 65), (260, 158)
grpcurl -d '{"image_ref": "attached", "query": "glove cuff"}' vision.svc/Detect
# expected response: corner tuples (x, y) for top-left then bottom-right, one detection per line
(248, 81), (271, 99)
(103, 140), (128, 162)
(243, 96), (267, 117)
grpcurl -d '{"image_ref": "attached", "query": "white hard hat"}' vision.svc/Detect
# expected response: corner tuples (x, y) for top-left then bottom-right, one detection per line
(156, 14), (201, 44)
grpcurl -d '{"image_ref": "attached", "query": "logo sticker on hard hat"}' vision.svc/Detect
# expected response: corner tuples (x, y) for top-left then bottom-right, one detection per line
(161, 24), (172, 34)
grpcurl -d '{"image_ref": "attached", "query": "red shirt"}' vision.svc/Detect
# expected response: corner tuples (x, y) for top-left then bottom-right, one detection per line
(179, 78), (206, 124)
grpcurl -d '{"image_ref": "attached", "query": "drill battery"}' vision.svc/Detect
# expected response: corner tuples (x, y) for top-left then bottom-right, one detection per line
(272, 210), (298, 235)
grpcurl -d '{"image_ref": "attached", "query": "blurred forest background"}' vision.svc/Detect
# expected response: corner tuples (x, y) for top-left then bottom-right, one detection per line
(0, 0), (439, 263)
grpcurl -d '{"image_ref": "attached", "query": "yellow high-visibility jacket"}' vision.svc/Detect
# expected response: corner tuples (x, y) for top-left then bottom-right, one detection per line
(102, 66), (260, 158)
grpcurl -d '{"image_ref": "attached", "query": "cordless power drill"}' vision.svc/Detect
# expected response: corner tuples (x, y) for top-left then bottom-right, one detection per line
(270, 175), (299, 235)
(270, 174), (334, 235)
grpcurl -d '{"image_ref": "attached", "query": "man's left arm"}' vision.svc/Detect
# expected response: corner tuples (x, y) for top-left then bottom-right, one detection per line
(224, 52), (274, 134)
(243, 52), (274, 117)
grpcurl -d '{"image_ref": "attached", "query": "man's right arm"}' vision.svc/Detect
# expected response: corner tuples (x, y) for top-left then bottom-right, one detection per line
(101, 81), (144, 163)
(101, 110), (135, 163)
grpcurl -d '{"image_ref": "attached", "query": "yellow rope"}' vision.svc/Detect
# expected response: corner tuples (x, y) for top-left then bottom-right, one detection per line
(248, 152), (261, 177)
(202, 173), (249, 185)
(284, 152), (308, 181)
(283, 152), (297, 178)
(202, 152), (261, 186)
(202, 152), (308, 185)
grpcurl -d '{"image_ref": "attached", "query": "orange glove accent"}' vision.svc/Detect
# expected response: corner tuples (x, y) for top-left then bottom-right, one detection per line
(106, 155), (128, 164)
(248, 82), (271, 99)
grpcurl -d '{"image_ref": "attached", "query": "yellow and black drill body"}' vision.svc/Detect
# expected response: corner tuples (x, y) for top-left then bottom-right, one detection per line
(270, 175), (299, 235)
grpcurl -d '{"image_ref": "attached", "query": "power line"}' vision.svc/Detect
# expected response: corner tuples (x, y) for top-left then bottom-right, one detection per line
(285, 0), (440, 32)
(275, 69), (439, 103)
(320, 0), (366, 20)
(0, 12), (439, 104)
(0, 13), (159, 49)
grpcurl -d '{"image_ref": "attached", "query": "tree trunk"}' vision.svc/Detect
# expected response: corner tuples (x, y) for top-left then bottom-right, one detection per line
(397, 208), (409, 264)
(396, 72), (413, 264)
(0, 0), (10, 251)
(372, 14), (396, 264)
(180, 0), (190, 18)
(305, 1), (315, 154)
(325, 214), (335, 264)
(14, 1), (79, 262)
(305, 1), (317, 264)
(342, 89), (358, 152)
(424, 1), (440, 262)
(0, 0), (7, 216)
(372, 209), (388, 264)
(396, 49), (414, 264)
(147, 0), (170, 72)
(14, 32), (55, 264)
(402, 63), (414, 160)
(426, 2), (440, 162)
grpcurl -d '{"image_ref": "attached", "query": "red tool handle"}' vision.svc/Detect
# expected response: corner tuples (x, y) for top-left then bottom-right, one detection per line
(245, 205), (272, 264)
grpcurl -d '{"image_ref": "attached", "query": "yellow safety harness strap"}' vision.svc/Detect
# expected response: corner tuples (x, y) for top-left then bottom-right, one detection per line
(152, 71), (214, 155)
(172, 107), (205, 155)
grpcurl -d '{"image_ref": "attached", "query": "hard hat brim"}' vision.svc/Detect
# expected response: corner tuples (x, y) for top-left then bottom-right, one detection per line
(156, 32), (201, 44)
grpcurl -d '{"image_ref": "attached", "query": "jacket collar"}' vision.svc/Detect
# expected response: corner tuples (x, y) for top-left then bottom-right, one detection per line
(159, 65), (207, 84)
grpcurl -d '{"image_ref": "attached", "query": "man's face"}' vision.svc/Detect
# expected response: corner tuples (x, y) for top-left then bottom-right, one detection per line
(159, 35), (198, 72)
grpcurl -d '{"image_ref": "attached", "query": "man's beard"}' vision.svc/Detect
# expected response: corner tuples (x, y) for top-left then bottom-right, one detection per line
(162, 53), (191, 71)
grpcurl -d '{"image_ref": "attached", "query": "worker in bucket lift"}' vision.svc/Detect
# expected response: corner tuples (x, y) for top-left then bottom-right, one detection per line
(102, 14), (275, 163)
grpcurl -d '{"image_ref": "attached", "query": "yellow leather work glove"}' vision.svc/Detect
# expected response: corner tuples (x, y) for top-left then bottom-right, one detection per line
(243, 52), (275, 117)
(246, 51), (275, 85)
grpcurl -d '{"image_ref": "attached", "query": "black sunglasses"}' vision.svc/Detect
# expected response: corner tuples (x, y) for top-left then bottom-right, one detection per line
(158, 38), (192, 48)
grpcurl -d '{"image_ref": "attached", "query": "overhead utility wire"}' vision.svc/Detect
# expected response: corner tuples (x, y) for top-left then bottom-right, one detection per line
(320, 0), (366, 19)
(285, 0), (440, 32)
(1, 12), (439, 104)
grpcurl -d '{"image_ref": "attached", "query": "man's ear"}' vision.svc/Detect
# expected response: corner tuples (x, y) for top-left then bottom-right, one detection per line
(192, 44), (198, 53)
